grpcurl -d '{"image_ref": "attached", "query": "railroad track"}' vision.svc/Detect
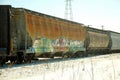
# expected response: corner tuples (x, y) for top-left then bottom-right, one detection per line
(0, 57), (75, 69)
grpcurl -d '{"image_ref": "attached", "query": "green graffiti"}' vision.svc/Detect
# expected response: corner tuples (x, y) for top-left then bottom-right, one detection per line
(69, 40), (85, 51)
(33, 37), (53, 54)
(33, 37), (85, 56)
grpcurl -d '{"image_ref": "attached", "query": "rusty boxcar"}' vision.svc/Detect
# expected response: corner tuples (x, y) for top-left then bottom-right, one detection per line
(26, 13), (86, 57)
(0, 5), (86, 64)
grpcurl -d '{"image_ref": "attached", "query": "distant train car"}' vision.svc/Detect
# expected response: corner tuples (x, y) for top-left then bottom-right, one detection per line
(86, 27), (110, 55)
(108, 31), (120, 53)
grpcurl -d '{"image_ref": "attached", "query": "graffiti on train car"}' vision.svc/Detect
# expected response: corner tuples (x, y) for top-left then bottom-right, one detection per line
(33, 36), (85, 56)
(69, 40), (85, 51)
(33, 37), (53, 56)
(52, 38), (69, 52)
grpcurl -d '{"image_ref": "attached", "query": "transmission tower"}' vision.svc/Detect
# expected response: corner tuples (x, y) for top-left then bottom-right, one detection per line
(65, 0), (73, 20)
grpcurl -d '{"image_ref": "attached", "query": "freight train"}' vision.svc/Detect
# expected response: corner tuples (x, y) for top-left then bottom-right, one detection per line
(0, 5), (120, 65)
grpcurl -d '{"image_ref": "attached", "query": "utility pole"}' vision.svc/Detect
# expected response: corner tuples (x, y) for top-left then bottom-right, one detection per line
(65, 0), (73, 20)
(101, 25), (104, 30)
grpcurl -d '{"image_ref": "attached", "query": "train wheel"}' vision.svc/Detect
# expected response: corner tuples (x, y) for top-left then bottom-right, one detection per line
(16, 52), (24, 64)
(70, 53), (77, 58)
(62, 54), (69, 58)
(0, 61), (5, 66)
(62, 52), (72, 58)
(24, 54), (34, 63)
(9, 56), (17, 65)
(50, 54), (54, 58)
(50, 55), (54, 59)
(0, 57), (6, 66)
(62, 55), (67, 58)
(24, 55), (31, 63)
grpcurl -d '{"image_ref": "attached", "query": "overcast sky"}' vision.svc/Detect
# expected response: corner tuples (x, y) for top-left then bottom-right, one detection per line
(1, 0), (120, 32)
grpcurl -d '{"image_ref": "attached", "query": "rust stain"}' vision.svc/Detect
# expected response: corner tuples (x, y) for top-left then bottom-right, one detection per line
(26, 14), (35, 40)
(25, 13), (86, 42)
(33, 15), (41, 37)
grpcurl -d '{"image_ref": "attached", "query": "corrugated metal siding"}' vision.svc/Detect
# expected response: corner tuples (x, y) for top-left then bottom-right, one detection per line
(110, 32), (120, 50)
(26, 14), (61, 40)
(87, 29), (109, 50)
(26, 13), (86, 41)
(26, 14), (36, 40)
(25, 11), (86, 55)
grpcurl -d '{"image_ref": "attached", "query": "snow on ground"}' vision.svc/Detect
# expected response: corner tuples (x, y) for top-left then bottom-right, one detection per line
(0, 53), (120, 80)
